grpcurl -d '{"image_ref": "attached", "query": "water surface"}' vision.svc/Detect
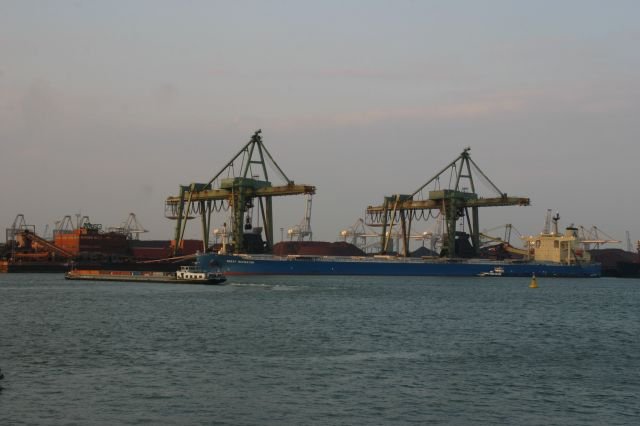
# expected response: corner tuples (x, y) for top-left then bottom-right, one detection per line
(1, 274), (638, 425)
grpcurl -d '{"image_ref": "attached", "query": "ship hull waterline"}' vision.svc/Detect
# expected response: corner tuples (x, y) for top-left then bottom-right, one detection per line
(197, 253), (601, 278)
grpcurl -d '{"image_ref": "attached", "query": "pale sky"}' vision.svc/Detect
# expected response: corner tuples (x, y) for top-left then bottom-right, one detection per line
(1, 1), (639, 247)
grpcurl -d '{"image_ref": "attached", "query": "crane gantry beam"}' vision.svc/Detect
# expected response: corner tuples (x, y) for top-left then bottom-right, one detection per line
(366, 195), (530, 213)
(166, 183), (315, 204)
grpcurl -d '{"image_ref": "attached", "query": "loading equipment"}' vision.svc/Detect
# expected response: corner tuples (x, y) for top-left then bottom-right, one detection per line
(165, 130), (315, 255)
(365, 147), (530, 258)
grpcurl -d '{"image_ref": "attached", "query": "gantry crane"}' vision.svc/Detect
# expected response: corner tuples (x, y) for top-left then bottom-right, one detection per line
(365, 147), (530, 258)
(165, 130), (315, 255)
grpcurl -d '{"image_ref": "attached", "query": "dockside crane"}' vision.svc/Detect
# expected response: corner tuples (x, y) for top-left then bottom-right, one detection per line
(578, 225), (621, 250)
(287, 194), (313, 241)
(364, 147), (530, 258)
(339, 218), (382, 252)
(107, 213), (149, 240)
(165, 130), (316, 255)
(4, 214), (74, 260)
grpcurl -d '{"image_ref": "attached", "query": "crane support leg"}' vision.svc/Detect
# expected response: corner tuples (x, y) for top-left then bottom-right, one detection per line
(200, 201), (209, 252)
(400, 211), (409, 257)
(264, 197), (273, 250)
(471, 207), (480, 256)
(445, 202), (457, 257)
(172, 186), (187, 256)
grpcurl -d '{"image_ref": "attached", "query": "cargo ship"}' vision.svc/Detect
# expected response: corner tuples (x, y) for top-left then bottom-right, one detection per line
(196, 252), (599, 277)
(195, 225), (601, 277)
(65, 265), (226, 285)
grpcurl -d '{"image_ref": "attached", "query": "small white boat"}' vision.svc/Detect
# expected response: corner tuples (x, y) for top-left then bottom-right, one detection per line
(175, 265), (227, 284)
(477, 266), (505, 277)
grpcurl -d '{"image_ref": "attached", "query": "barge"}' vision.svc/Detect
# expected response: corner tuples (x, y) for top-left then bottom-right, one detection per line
(65, 265), (226, 285)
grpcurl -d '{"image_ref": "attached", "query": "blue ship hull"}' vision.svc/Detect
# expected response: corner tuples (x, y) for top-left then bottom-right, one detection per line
(196, 253), (601, 278)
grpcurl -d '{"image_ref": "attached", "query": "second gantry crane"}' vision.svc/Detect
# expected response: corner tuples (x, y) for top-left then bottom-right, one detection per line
(365, 147), (530, 258)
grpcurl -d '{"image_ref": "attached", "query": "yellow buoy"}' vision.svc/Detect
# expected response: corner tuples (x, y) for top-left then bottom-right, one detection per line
(529, 273), (538, 288)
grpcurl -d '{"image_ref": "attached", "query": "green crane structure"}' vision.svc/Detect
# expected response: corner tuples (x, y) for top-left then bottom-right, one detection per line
(365, 148), (530, 258)
(165, 130), (315, 255)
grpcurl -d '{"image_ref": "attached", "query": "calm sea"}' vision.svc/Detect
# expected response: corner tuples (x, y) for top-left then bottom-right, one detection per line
(1, 274), (639, 425)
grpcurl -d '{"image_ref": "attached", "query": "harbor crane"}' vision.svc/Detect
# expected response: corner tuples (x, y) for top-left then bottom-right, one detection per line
(578, 225), (621, 250)
(340, 217), (443, 255)
(6, 214), (31, 242)
(364, 147), (530, 258)
(4, 214), (73, 260)
(339, 218), (382, 253)
(54, 214), (91, 236)
(107, 213), (148, 240)
(165, 130), (315, 255)
(480, 223), (522, 246)
(287, 194), (313, 241)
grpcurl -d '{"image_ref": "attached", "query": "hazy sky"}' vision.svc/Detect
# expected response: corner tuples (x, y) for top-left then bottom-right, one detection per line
(1, 1), (639, 247)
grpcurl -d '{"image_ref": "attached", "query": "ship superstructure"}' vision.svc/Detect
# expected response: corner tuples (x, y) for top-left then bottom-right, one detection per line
(522, 211), (593, 265)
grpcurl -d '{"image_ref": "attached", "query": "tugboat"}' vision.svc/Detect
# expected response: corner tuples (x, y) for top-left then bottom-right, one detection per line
(173, 265), (227, 284)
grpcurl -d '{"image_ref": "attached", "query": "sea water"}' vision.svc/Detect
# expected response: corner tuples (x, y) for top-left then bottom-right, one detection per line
(1, 274), (638, 425)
